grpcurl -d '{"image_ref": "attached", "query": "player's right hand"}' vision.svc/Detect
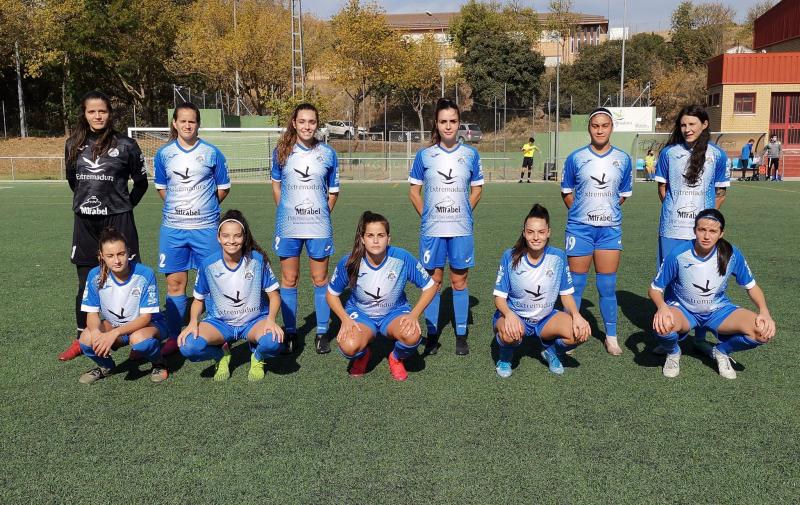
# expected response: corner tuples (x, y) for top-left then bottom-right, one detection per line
(177, 323), (198, 347)
(502, 313), (525, 342)
(653, 306), (675, 336)
(336, 319), (361, 345)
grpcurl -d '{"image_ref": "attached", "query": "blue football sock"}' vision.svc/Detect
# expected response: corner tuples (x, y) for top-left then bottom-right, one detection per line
(453, 287), (469, 336)
(392, 337), (422, 360)
(338, 346), (366, 361)
(179, 334), (224, 363)
(253, 333), (281, 361)
(495, 334), (519, 362)
(424, 290), (441, 334)
(656, 331), (680, 355)
(165, 294), (188, 337)
(571, 272), (588, 310)
(79, 342), (115, 369)
(314, 285), (330, 334)
(280, 287), (298, 333)
(553, 337), (576, 354)
(693, 327), (708, 342)
(596, 273), (618, 337)
(716, 334), (762, 355)
(131, 338), (161, 363)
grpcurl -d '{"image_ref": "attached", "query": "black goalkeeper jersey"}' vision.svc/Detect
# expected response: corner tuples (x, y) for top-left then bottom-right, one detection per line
(66, 132), (148, 216)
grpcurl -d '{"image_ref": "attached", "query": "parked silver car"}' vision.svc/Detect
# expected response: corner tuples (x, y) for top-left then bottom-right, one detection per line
(457, 123), (482, 143)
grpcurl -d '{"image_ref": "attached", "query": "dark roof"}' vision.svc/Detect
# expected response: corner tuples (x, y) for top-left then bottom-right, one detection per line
(385, 11), (608, 31)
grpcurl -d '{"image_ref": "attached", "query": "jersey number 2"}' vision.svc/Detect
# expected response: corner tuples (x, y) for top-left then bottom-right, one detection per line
(159, 253), (166, 268)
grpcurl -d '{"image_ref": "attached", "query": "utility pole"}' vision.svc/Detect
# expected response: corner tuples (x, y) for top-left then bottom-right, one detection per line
(233, 0), (241, 115)
(291, 0), (306, 98)
(619, 0), (627, 107)
(14, 41), (27, 138)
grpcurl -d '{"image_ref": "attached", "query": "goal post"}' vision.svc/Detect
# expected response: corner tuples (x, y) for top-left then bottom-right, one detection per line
(128, 127), (285, 181)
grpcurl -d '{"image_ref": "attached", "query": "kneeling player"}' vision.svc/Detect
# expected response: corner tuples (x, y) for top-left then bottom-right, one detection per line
(326, 211), (437, 381)
(649, 209), (775, 379)
(177, 210), (283, 381)
(493, 204), (591, 377)
(78, 228), (168, 384)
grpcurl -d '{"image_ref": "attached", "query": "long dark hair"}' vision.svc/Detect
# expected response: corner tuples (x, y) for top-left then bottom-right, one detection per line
(66, 91), (118, 165)
(345, 211), (390, 288)
(511, 204), (550, 269)
(694, 208), (731, 276)
(668, 105), (710, 187)
(96, 227), (129, 288)
(276, 103), (319, 166)
(218, 209), (271, 266)
(429, 98), (460, 146)
(169, 102), (201, 141)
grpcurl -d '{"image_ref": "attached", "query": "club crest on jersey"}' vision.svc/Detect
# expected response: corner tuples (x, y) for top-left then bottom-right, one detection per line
(245, 269), (255, 281)
(131, 287), (142, 298)
(434, 196), (460, 213)
(545, 268), (554, 278)
(108, 147), (120, 158)
(316, 154), (325, 163)
(294, 198), (321, 215)
(195, 155), (205, 164)
(612, 159), (621, 169)
(80, 195), (108, 215)
(387, 270), (397, 281)
(457, 156), (467, 165)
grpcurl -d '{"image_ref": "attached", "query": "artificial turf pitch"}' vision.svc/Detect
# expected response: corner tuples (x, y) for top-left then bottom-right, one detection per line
(1, 181), (798, 503)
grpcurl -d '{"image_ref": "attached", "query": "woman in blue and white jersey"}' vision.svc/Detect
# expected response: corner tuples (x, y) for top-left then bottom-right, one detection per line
(649, 209), (775, 379)
(153, 102), (230, 352)
(271, 103), (339, 355)
(560, 107), (632, 356)
(178, 210), (283, 382)
(326, 211), (437, 381)
(409, 98), (484, 356)
(493, 204), (590, 377)
(78, 228), (168, 384)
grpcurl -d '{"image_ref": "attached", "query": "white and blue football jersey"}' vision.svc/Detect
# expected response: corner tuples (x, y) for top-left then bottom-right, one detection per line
(193, 250), (280, 326)
(81, 262), (161, 327)
(493, 246), (574, 321)
(408, 143), (484, 237)
(271, 143), (339, 239)
(651, 241), (755, 314)
(154, 139), (231, 229)
(655, 142), (729, 240)
(328, 246), (434, 320)
(561, 145), (633, 227)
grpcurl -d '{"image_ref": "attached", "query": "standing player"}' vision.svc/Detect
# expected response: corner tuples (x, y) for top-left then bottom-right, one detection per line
(519, 137), (540, 183)
(654, 105), (729, 350)
(154, 102), (230, 354)
(561, 107), (632, 356)
(271, 103), (339, 355)
(326, 211), (437, 381)
(649, 209), (775, 379)
(409, 98), (484, 356)
(763, 135), (782, 181)
(78, 228), (168, 384)
(60, 90), (148, 362)
(178, 210), (283, 381)
(493, 204), (590, 377)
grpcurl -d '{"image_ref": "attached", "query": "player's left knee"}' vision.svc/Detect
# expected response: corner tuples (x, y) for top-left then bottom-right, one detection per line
(450, 277), (468, 290)
(256, 333), (281, 357)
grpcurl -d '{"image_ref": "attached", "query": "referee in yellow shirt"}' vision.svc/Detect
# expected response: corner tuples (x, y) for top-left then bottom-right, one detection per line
(519, 137), (540, 183)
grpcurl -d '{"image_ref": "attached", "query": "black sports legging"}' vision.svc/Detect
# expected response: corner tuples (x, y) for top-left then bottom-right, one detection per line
(75, 265), (93, 339)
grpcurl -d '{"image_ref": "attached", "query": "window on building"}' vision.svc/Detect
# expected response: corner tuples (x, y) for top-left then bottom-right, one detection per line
(707, 93), (720, 107)
(733, 93), (756, 114)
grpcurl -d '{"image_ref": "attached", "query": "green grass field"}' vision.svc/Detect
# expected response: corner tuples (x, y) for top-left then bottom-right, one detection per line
(1, 181), (798, 503)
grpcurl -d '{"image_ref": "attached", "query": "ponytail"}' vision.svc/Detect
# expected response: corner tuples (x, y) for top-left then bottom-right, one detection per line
(345, 211), (390, 288)
(695, 208), (730, 275)
(511, 203), (550, 269)
(96, 227), (128, 287)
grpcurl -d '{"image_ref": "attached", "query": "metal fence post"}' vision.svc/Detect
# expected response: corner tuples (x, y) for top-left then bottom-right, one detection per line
(10, 158), (14, 181)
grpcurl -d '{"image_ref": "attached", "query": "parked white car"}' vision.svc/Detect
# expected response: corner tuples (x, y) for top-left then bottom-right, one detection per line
(325, 120), (367, 139)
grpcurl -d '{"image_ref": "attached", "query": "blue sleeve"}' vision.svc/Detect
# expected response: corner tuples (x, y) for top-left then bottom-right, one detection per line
(154, 149), (167, 187)
(141, 268), (161, 312)
(559, 254), (574, 293)
(327, 148), (340, 191)
(561, 154), (575, 191)
(652, 254), (679, 291)
(194, 266), (210, 297)
(470, 149), (484, 184)
(270, 148), (281, 181)
(82, 269), (101, 310)
(262, 260), (280, 292)
(655, 148), (669, 180)
(328, 256), (349, 295)
(405, 250), (432, 289)
(714, 148), (730, 186)
(731, 248), (755, 287)
(213, 147), (231, 187)
(493, 251), (511, 295)
(409, 150), (425, 184)
(619, 154), (633, 196)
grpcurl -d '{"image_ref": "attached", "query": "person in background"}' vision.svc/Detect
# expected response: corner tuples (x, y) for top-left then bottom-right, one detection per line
(737, 139), (754, 181)
(519, 137), (540, 183)
(645, 149), (656, 182)
(763, 135), (782, 181)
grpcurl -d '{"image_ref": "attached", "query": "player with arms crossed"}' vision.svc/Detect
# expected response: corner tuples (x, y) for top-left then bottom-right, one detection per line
(61, 90), (148, 362)
(654, 105), (729, 351)
(78, 228), (168, 384)
(178, 210), (283, 381)
(409, 98), (483, 356)
(153, 102), (230, 355)
(272, 103), (339, 355)
(649, 209), (775, 379)
(493, 204), (590, 377)
(327, 211), (437, 381)
(560, 107), (632, 356)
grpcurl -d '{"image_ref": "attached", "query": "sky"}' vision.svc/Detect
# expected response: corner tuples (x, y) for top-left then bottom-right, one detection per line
(301, 0), (764, 33)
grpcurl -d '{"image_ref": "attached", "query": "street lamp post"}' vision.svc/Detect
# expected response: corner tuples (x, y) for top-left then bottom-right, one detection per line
(425, 11), (446, 98)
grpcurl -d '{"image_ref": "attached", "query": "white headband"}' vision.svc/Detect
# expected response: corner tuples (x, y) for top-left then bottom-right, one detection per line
(589, 109), (613, 121)
(218, 218), (244, 232)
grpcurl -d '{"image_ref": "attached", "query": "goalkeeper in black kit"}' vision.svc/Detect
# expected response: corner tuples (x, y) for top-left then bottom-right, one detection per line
(59, 90), (149, 362)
